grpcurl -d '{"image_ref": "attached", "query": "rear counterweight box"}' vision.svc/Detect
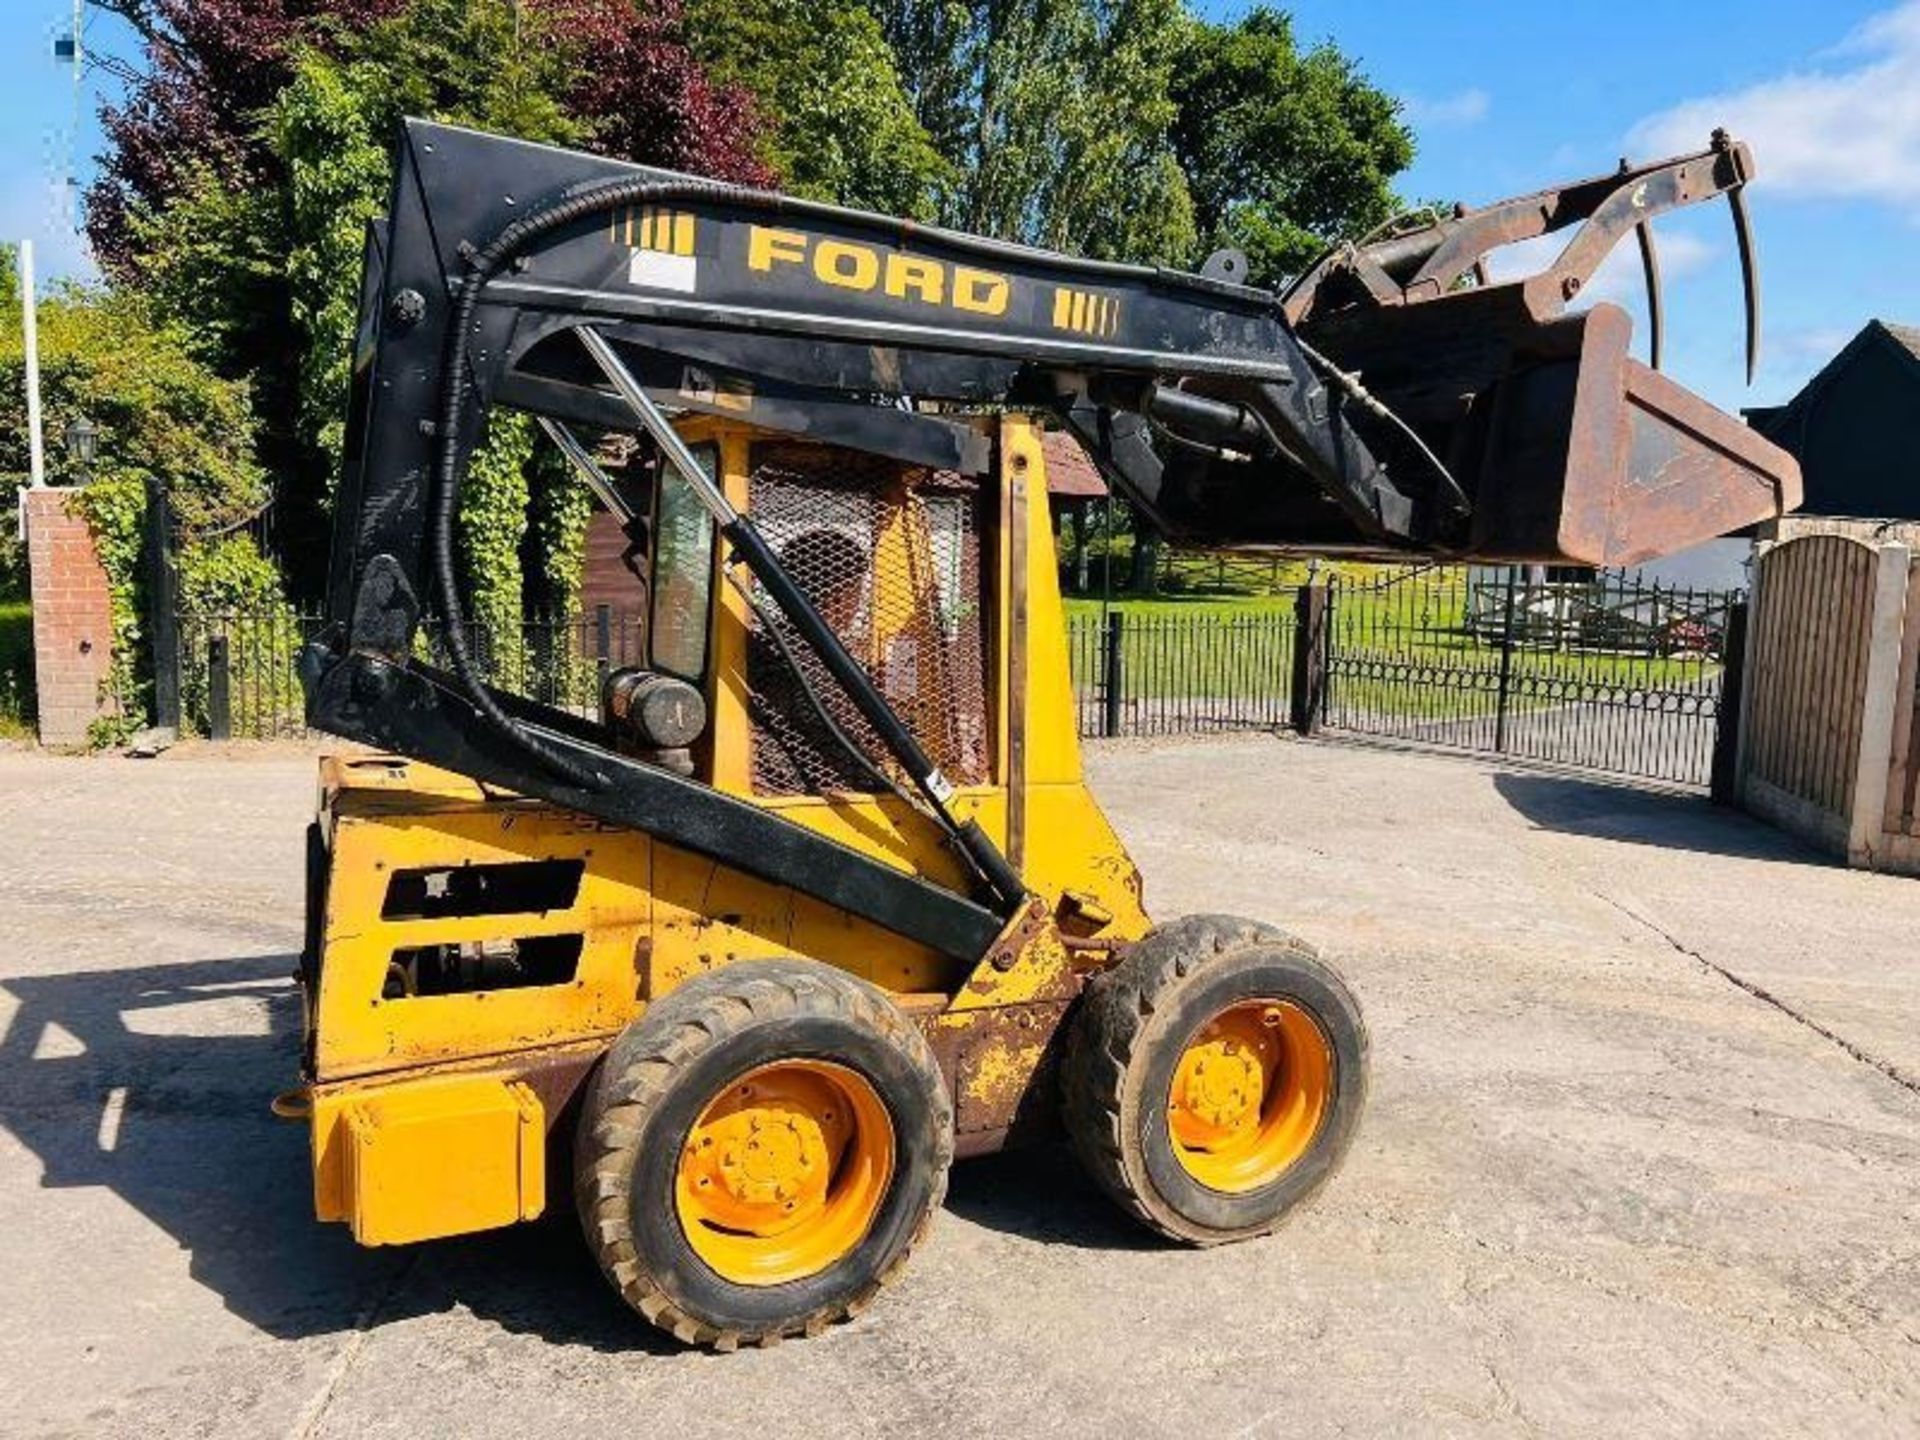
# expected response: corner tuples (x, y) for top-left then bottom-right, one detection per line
(315, 1076), (545, 1246)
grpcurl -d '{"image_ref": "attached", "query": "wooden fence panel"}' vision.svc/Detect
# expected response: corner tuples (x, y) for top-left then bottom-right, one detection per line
(1742, 534), (1880, 843)
(1888, 561), (1920, 838)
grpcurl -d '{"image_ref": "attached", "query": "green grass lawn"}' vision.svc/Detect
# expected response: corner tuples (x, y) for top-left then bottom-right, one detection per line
(1064, 583), (1720, 714)
(0, 599), (34, 740)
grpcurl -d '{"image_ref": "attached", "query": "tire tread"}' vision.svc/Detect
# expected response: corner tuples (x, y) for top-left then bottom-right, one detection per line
(574, 963), (952, 1349)
(1061, 915), (1367, 1244)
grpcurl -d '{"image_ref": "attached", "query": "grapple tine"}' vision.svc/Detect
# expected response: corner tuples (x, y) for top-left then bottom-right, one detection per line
(1634, 219), (1664, 371)
(1728, 181), (1762, 384)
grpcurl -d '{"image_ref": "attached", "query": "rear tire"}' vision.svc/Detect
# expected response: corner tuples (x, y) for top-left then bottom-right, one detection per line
(574, 961), (952, 1348)
(1062, 915), (1368, 1244)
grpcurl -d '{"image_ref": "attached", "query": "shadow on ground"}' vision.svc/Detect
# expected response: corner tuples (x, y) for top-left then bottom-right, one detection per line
(1492, 770), (1827, 862)
(943, 1147), (1154, 1253)
(0, 952), (1143, 1355)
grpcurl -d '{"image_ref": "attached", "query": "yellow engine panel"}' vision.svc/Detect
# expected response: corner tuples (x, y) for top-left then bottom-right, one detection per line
(314, 768), (649, 1078)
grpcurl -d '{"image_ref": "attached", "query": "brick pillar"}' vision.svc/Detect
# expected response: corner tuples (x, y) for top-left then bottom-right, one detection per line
(23, 487), (119, 745)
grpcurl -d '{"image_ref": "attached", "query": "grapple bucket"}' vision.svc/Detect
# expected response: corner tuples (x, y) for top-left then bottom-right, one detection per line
(1261, 130), (1801, 565)
(1435, 301), (1798, 566)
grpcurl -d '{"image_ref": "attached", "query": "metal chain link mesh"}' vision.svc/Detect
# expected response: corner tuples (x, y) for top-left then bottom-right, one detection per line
(746, 443), (990, 796)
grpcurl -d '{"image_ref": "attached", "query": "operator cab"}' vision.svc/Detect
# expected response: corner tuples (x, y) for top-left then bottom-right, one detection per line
(568, 418), (998, 822)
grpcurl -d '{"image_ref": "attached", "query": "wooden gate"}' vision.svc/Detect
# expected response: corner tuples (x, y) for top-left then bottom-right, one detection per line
(1739, 529), (1920, 867)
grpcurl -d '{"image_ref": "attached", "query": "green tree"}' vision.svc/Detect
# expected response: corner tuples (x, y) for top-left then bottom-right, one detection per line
(689, 0), (953, 217)
(0, 281), (288, 737)
(272, 54), (390, 498)
(461, 411), (536, 688)
(267, 3), (592, 653)
(868, 0), (977, 168)
(873, 1), (1409, 274)
(1169, 7), (1414, 284)
(102, 0), (766, 610)
(0, 245), (22, 596)
(872, 0), (1196, 264)
(1031, 0), (1194, 262)
(272, 1), (587, 496)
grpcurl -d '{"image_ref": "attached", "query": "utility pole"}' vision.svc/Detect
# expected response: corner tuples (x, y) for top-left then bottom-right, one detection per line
(21, 239), (44, 489)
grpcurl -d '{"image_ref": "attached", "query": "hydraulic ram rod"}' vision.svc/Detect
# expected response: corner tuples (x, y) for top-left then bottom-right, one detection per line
(535, 416), (639, 524)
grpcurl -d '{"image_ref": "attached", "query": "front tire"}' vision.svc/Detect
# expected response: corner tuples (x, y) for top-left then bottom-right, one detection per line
(574, 961), (952, 1348)
(1062, 915), (1368, 1244)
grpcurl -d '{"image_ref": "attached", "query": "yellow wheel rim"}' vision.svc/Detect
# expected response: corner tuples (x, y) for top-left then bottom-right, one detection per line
(1167, 1000), (1333, 1193)
(676, 1060), (894, 1286)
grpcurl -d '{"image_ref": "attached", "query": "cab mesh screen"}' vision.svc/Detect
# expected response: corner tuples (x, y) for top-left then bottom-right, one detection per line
(746, 443), (991, 797)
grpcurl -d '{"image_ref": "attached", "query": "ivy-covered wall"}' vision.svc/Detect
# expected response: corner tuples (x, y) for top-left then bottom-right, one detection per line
(460, 413), (535, 688)
(0, 275), (293, 743)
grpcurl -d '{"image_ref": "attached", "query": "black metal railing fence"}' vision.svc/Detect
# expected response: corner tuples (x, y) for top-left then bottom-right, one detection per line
(177, 564), (1745, 789)
(1066, 603), (1306, 740)
(1068, 565), (1745, 788)
(1319, 567), (1740, 786)
(177, 605), (647, 740)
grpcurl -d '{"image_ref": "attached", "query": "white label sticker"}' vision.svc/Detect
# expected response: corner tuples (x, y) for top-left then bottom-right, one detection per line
(628, 249), (698, 293)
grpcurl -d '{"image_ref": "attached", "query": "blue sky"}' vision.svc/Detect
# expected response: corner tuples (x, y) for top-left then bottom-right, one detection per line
(1228, 0), (1920, 411)
(0, 3), (125, 287)
(4, 1), (1917, 415)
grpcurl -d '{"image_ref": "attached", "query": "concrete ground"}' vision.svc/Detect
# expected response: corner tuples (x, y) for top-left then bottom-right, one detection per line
(1, 736), (1916, 1438)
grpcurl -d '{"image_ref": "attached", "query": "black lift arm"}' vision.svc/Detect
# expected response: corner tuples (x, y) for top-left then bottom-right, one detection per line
(305, 119), (1798, 966)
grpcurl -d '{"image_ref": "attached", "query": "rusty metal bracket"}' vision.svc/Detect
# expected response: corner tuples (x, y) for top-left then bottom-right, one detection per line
(939, 895), (1083, 1016)
(986, 896), (1051, 973)
(1284, 131), (1763, 383)
(1257, 130), (1796, 566)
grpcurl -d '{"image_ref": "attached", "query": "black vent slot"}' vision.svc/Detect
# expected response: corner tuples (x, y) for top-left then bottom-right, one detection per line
(384, 934), (584, 998)
(381, 859), (585, 920)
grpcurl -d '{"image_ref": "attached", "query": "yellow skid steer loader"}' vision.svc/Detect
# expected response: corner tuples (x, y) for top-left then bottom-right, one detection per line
(286, 120), (1798, 1347)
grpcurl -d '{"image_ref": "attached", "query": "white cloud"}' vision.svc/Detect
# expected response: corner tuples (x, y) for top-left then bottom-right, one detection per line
(1403, 88), (1491, 128)
(1628, 1), (1920, 214)
(1484, 226), (1717, 306)
(1761, 324), (1856, 371)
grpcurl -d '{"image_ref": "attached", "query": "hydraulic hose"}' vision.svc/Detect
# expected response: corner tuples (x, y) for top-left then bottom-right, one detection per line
(432, 176), (753, 788)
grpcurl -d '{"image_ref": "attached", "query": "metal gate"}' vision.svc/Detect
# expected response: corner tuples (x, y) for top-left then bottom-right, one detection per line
(1321, 566), (1742, 788)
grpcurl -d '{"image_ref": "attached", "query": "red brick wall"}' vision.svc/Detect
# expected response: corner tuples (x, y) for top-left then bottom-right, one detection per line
(24, 488), (118, 745)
